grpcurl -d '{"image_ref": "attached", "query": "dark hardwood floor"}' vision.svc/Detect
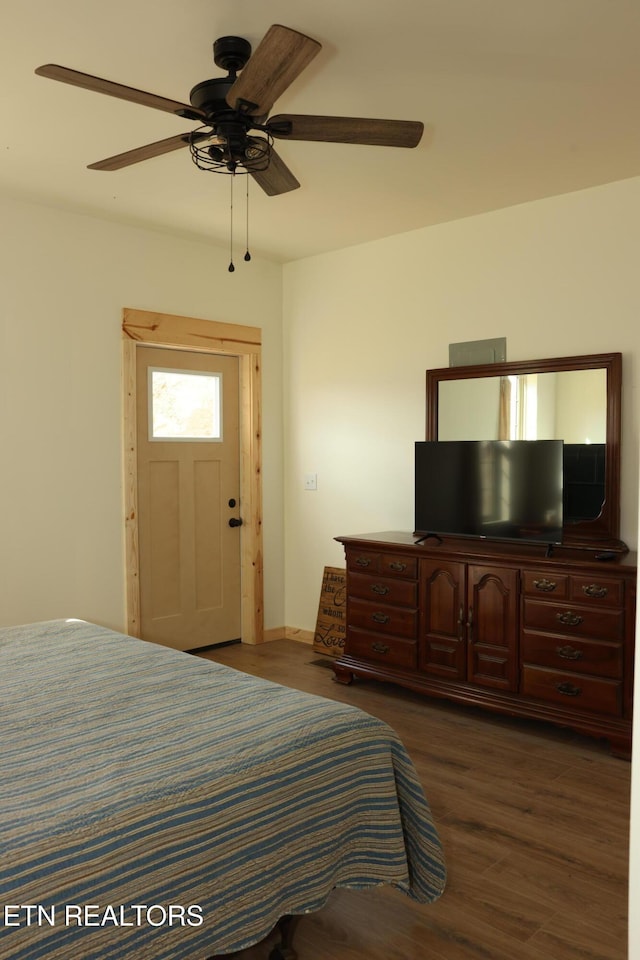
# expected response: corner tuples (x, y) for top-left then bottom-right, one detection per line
(199, 639), (630, 960)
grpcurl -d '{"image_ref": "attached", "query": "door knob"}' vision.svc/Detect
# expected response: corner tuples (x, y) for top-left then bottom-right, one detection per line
(228, 517), (243, 528)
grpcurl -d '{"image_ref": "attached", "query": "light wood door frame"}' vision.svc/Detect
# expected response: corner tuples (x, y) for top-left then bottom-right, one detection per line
(122, 307), (263, 644)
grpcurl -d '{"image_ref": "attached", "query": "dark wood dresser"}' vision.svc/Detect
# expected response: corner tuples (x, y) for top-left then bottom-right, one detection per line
(333, 532), (636, 757)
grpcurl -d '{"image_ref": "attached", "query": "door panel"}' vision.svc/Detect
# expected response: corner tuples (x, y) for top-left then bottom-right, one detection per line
(148, 460), (181, 617)
(193, 459), (223, 609)
(419, 559), (466, 679)
(467, 564), (518, 690)
(136, 346), (241, 650)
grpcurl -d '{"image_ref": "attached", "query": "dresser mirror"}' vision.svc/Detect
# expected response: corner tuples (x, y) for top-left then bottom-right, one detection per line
(426, 353), (623, 547)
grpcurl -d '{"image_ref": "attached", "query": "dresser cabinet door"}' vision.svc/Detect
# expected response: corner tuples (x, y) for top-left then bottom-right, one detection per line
(419, 559), (466, 679)
(420, 560), (518, 689)
(467, 565), (519, 691)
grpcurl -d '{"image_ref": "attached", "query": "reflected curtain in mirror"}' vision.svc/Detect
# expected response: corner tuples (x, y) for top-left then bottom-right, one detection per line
(498, 377), (510, 440)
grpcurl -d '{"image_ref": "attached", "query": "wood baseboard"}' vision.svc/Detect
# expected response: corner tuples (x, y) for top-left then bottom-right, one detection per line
(260, 627), (314, 644)
(285, 627), (314, 644)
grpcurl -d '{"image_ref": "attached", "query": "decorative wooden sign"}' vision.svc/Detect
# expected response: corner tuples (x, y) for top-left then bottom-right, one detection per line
(313, 566), (346, 657)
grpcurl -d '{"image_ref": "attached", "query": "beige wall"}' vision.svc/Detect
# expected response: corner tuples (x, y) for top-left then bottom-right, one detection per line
(282, 176), (640, 633)
(0, 193), (284, 632)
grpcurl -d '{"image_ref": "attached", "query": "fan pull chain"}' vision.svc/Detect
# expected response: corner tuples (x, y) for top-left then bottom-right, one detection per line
(244, 178), (251, 262)
(228, 175), (235, 272)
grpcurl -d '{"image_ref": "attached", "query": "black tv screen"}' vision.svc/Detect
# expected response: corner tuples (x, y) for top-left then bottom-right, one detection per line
(414, 440), (563, 545)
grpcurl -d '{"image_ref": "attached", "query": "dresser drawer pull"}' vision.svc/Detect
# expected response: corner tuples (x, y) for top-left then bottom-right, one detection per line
(582, 583), (608, 599)
(556, 681), (582, 697)
(389, 561), (407, 572)
(355, 556), (372, 567)
(371, 641), (390, 655)
(556, 611), (584, 627)
(371, 583), (390, 596)
(556, 644), (584, 661)
(371, 612), (390, 624)
(533, 578), (557, 592)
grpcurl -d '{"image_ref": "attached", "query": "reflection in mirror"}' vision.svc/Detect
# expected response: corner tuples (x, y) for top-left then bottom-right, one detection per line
(438, 369), (607, 525)
(438, 369), (606, 443)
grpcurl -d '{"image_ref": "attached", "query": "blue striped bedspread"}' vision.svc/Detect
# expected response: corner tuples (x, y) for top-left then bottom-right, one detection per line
(0, 619), (445, 959)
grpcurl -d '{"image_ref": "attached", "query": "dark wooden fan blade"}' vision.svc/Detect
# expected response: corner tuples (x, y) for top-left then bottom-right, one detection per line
(268, 114), (424, 148)
(35, 64), (204, 120)
(226, 25), (321, 116)
(250, 148), (300, 196)
(88, 131), (215, 170)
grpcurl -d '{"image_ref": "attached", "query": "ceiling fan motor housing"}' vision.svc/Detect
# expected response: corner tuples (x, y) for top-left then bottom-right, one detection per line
(189, 76), (236, 117)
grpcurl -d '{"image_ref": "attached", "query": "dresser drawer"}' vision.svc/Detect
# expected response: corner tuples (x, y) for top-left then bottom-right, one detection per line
(346, 549), (417, 579)
(569, 575), (624, 607)
(521, 631), (623, 679)
(379, 553), (417, 579)
(521, 665), (622, 716)
(349, 598), (417, 639)
(349, 571), (417, 607)
(522, 571), (569, 599)
(347, 550), (380, 574)
(347, 628), (417, 669)
(522, 599), (624, 642)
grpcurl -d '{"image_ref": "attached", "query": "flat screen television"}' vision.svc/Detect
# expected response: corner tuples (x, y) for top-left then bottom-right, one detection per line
(414, 440), (563, 545)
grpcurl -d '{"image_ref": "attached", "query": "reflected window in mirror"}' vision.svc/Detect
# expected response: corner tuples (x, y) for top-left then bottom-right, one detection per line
(438, 369), (606, 444)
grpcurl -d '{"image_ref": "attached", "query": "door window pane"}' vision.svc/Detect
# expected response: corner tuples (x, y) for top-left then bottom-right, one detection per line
(149, 368), (222, 440)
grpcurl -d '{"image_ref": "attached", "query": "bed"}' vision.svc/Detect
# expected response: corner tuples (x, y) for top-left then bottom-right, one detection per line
(0, 619), (446, 959)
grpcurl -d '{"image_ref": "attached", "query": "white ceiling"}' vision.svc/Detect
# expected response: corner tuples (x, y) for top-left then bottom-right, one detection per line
(2, 0), (639, 263)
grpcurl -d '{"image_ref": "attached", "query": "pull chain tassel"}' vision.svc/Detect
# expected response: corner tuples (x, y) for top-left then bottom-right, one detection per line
(244, 177), (251, 262)
(228, 175), (235, 272)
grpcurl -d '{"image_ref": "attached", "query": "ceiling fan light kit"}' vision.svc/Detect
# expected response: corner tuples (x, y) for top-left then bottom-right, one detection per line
(35, 23), (424, 265)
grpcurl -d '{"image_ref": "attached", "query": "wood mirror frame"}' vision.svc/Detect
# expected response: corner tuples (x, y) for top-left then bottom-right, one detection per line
(426, 352), (624, 550)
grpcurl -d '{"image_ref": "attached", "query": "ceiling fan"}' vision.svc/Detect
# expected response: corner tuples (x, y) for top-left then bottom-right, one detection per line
(35, 24), (424, 197)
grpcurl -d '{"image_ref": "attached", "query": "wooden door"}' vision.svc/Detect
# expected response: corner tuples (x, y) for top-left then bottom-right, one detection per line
(419, 558), (467, 679)
(467, 564), (518, 690)
(136, 346), (241, 650)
